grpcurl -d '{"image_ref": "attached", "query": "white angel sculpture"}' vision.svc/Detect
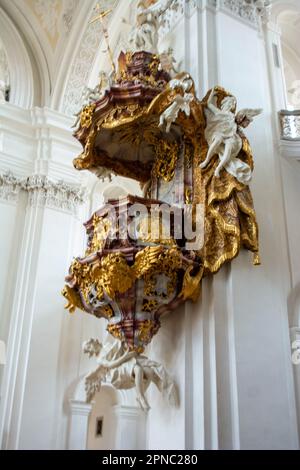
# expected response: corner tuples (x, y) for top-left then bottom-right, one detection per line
(72, 72), (110, 130)
(129, 0), (177, 53)
(84, 337), (178, 411)
(159, 93), (194, 133)
(159, 73), (194, 132)
(200, 87), (262, 184)
(159, 48), (180, 76)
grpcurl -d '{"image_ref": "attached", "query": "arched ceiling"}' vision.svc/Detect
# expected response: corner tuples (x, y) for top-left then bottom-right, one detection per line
(0, 0), (127, 109)
(271, 0), (300, 107)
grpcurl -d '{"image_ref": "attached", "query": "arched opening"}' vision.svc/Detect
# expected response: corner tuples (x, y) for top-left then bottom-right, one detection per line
(68, 376), (147, 450)
(0, 6), (35, 108)
(87, 385), (118, 450)
(272, 1), (300, 109)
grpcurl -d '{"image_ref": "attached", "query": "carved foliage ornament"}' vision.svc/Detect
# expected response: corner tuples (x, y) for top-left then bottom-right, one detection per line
(0, 171), (86, 211)
(221, 0), (271, 24)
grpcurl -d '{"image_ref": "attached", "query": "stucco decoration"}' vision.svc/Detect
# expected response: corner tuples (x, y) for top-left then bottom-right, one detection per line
(62, 0), (117, 117)
(221, 0), (271, 25)
(0, 171), (86, 212)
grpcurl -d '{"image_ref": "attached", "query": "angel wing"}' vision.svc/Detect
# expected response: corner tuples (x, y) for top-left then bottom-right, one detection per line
(85, 364), (107, 402)
(236, 108), (262, 126)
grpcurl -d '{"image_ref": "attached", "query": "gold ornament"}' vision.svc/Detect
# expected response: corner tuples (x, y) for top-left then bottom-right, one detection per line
(80, 104), (96, 129)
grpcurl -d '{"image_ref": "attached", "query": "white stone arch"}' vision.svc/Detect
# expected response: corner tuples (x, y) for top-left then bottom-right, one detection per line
(271, 0), (300, 108)
(67, 375), (147, 450)
(0, 6), (35, 108)
(0, 0), (52, 107)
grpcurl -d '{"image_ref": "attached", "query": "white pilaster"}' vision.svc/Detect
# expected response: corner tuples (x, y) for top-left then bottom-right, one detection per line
(68, 400), (93, 450)
(113, 405), (147, 450)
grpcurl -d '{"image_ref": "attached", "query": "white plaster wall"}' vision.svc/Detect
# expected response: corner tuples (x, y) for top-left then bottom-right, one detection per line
(145, 4), (299, 450)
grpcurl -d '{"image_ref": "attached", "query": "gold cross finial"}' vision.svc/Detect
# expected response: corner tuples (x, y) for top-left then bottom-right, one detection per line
(89, 2), (116, 77)
(89, 3), (112, 25)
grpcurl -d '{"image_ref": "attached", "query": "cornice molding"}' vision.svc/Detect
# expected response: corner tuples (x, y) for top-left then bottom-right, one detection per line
(24, 174), (86, 211)
(219, 0), (271, 26)
(0, 170), (87, 212)
(0, 171), (21, 202)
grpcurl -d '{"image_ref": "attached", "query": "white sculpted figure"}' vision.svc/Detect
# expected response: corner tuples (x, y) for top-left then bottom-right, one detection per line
(84, 337), (178, 411)
(72, 72), (110, 130)
(160, 74), (194, 133)
(169, 72), (193, 93)
(159, 48), (180, 76)
(160, 93), (194, 133)
(129, 0), (177, 53)
(200, 88), (262, 184)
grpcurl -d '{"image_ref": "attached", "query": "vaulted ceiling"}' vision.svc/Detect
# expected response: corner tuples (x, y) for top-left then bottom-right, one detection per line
(0, 0), (133, 111)
(272, 0), (300, 107)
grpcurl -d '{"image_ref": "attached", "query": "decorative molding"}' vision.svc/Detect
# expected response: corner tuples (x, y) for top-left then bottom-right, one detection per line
(32, 0), (61, 39)
(279, 140), (300, 162)
(23, 175), (86, 211)
(157, 0), (198, 37)
(220, 0), (271, 26)
(159, 0), (185, 37)
(0, 171), (86, 211)
(69, 399), (93, 416)
(0, 171), (21, 203)
(62, 0), (117, 117)
(279, 110), (300, 142)
(113, 405), (145, 418)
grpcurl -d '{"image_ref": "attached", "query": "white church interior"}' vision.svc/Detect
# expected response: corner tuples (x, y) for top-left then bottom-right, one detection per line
(0, 0), (300, 451)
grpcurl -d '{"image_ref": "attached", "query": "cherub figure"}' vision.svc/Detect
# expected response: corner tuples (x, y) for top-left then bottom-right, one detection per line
(72, 72), (110, 130)
(84, 337), (178, 411)
(200, 87), (262, 184)
(159, 93), (194, 133)
(159, 48), (180, 76)
(159, 73), (194, 132)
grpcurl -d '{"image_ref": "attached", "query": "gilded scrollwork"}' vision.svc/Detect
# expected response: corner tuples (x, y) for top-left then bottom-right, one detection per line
(152, 139), (180, 182)
(65, 245), (183, 310)
(80, 104), (96, 129)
